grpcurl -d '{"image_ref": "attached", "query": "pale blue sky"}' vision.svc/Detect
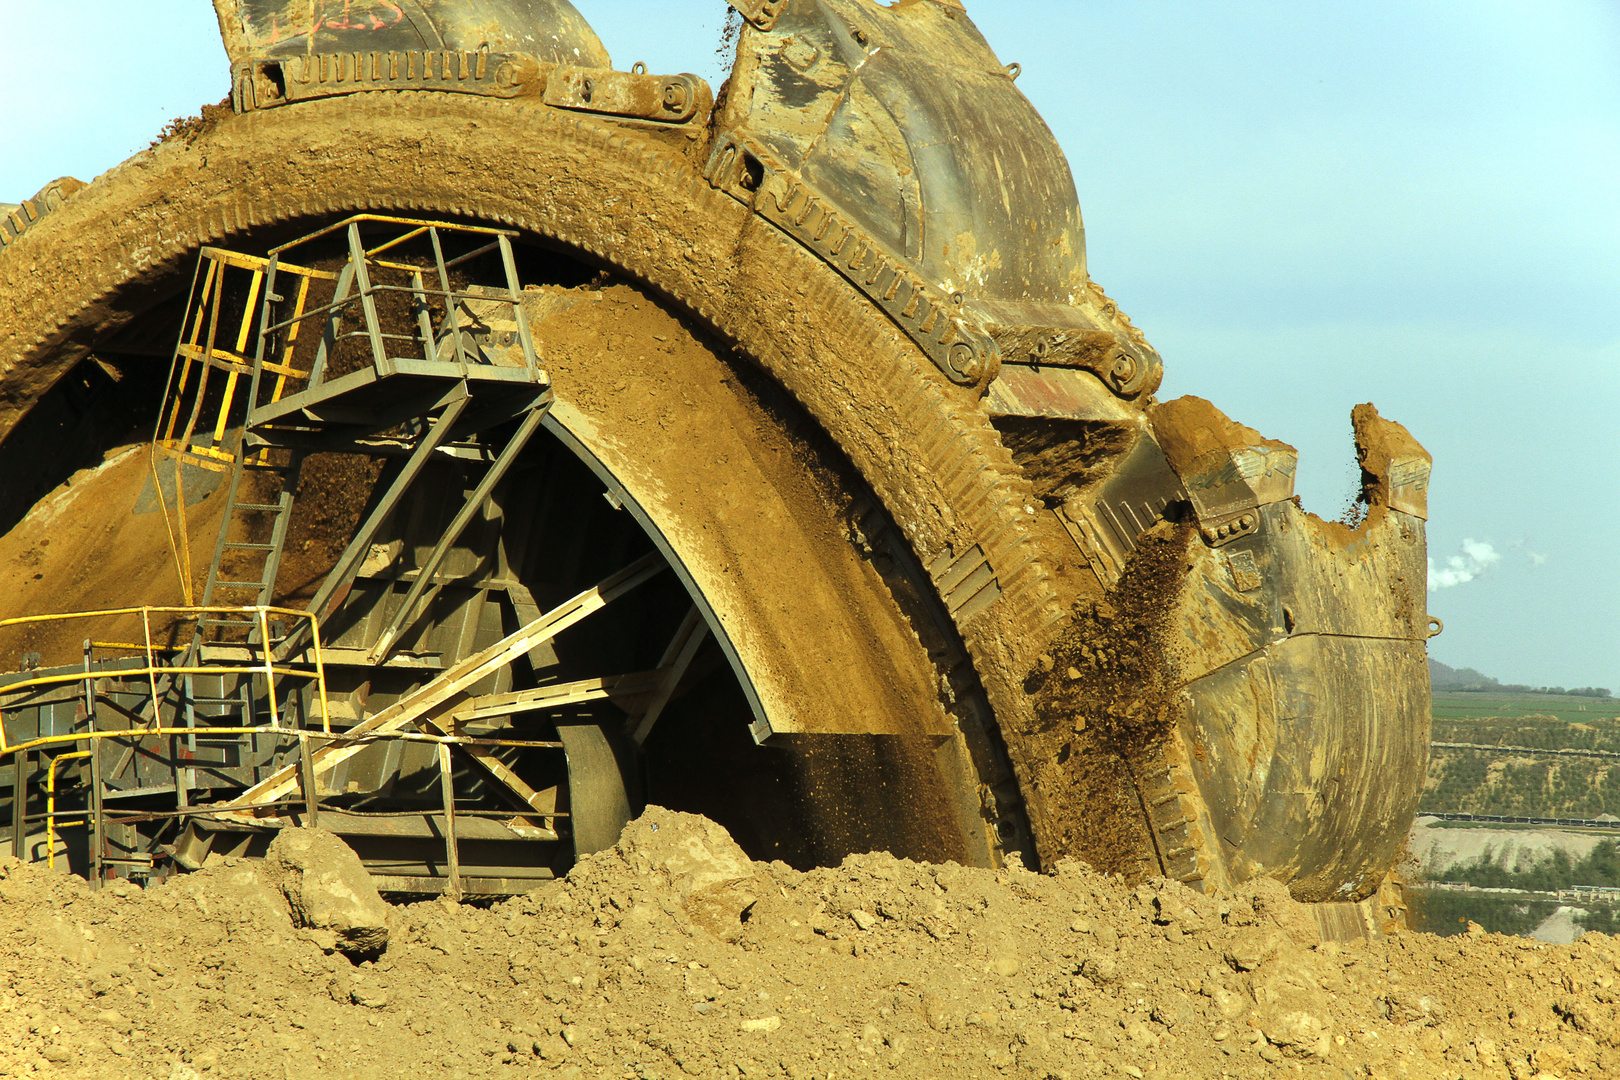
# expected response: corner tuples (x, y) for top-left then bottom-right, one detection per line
(3, 1), (1616, 689)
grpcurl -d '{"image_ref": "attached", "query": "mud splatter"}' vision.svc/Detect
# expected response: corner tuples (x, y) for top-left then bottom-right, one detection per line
(1015, 521), (1196, 879)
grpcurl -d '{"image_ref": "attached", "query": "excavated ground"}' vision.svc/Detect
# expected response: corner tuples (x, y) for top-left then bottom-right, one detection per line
(0, 807), (1614, 1080)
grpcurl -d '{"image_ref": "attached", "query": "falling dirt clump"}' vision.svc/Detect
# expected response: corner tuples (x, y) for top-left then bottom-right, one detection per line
(277, 452), (385, 601)
(2, 809), (1618, 1079)
(1011, 521), (1197, 878)
(1031, 519), (1192, 751)
(990, 416), (1139, 505)
(148, 99), (233, 149)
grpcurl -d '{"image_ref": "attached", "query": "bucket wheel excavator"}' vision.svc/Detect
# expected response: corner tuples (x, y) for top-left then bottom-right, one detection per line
(0, 0), (1433, 922)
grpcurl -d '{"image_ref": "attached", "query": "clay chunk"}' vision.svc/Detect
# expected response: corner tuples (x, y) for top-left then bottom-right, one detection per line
(262, 828), (390, 957)
(616, 806), (758, 936)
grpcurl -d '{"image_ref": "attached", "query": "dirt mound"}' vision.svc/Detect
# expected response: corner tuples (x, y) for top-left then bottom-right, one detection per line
(0, 444), (227, 670)
(1, 808), (1616, 1079)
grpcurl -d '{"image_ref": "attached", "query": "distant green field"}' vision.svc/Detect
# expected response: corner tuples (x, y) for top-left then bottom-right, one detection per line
(1422, 693), (1620, 817)
(1407, 887), (1620, 938)
(1432, 691), (1620, 731)
(1407, 888), (1562, 938)
(1431, 691), (1620, 749)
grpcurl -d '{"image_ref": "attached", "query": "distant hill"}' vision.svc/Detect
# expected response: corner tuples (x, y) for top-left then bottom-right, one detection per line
(1429, 658), (1610, 699)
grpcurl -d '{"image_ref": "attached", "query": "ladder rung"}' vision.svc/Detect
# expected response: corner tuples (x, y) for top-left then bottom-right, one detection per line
(224, 542), (276, 551)
(211, 581), (265, 590)
(200, 617), (255, 626)
(234, 503), (283, 512)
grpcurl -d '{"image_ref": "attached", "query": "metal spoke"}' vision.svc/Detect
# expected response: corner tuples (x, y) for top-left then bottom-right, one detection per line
(220, 551), (666, 812)
(631, 607), (710, 746)
(449, 672), (666, 726)
(366, 397), (552, 663)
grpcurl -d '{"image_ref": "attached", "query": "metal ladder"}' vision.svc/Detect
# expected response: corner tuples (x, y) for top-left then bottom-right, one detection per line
(196, 445), (303, 640)
(151, 245), (327, 631)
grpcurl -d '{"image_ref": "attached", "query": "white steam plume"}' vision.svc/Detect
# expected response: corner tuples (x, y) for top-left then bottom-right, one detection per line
(1428, 538), (1501, 591)
(1508, 539), (1548, 567)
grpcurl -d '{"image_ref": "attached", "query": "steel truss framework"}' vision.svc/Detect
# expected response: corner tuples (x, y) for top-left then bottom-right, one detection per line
(0, 217), (710, 895)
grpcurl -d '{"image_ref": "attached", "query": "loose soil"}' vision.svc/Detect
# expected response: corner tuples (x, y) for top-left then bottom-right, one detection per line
(0, 440), (380, 671)
(0, 446), (226, 669)
(1015, 522), (1198, 880)
(1, 807), (1613, 1080)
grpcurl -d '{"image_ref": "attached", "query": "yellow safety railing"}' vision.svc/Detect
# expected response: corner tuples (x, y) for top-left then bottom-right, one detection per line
(5, 725), (562, 873)
(260, 214), (540, 382)
(150, 249), (331, 602)
(0, 605), (332, 736)
(0, 601), (567, 883)
(45, 751), (89, 869)
(153, 247), (331, 472)
(4, 725), (567, 759)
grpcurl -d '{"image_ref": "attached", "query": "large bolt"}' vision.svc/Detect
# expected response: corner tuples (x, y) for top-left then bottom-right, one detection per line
(663, 82), (687, 112)
(949, 343), (981, 382)
(1109, 354), (1138, 390)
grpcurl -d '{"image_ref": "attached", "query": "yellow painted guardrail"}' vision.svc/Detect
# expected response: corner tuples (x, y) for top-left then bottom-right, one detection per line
(45, 751), (89, 869)
(0, 605), (332, 738)
(0, 601), (564, 885)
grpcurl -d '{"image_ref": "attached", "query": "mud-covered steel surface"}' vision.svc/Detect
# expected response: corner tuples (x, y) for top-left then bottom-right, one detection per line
(0, 177), (85, 251)
(497, 280), (1011, 867)
(524, 285), (953, 742)
(544, 67), (712, 125)
(0, 0), (1439, 900)
(213, 0), (610, 68)
(1149, 399), (1433, 901)
(723, 0), (1079, 305)
(713, 0), (1162, 397)
(0, 95), (1058, 869)
(1172, 499), (1431, 900)
(215, 0), (612, 114)
(984, 365), (1141, 424)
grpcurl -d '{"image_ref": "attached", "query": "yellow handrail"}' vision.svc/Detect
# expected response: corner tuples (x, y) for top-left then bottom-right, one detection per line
(0, 601), (567, 868)
(0, 602), (322, 628)
(45, 751), (90, 869)
(3, 727), (562, 760)
(270, 213), (519, 255)
(0, 606), (331, 732)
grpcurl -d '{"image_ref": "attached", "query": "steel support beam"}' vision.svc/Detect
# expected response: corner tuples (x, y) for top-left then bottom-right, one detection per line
(222, 551), (666, 811)
(298, 383), (472, 636)
(366, 397), (552, 663)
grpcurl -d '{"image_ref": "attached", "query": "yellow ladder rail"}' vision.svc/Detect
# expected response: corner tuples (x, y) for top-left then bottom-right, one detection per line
(46, 751), (91, 870)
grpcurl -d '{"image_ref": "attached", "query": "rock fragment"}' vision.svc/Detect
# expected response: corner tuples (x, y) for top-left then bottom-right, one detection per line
(1260, 1010), (1332, 1059)
(616, 806), (758, 936)
(1384, 989), (1446, 1027)
(261, 827), (390, 957)
(1224, 927), (1283, 971)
